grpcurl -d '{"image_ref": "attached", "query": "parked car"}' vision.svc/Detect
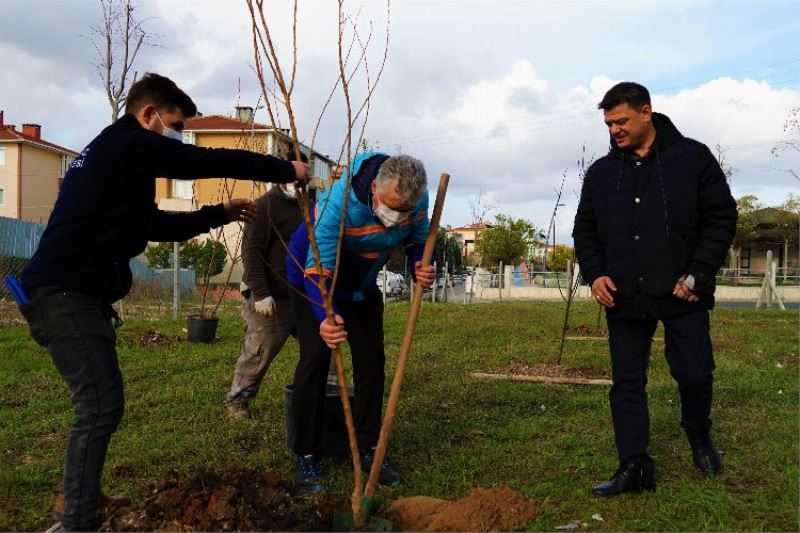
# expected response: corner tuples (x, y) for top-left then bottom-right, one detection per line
(376, 270), (407, 298)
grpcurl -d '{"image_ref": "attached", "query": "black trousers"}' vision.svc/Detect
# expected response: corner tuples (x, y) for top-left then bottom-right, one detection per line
(289, 285), (385, 456)
(20, 287), (125, 532)
(607, 309), (715, 465)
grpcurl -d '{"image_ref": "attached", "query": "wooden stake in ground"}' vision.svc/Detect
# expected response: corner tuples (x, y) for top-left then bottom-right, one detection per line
(361, 173), (450, 521)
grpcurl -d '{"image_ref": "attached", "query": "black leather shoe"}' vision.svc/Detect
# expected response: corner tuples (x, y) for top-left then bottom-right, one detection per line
(688, 435), (723, 475)
(591, 461), (655, 497)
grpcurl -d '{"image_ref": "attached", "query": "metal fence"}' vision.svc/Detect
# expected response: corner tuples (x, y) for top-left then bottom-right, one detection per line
(0, 216), (196, 322)
(717, 268), (800, 286)
(2, 211), (796, 322)
(0, 216), (46, 258)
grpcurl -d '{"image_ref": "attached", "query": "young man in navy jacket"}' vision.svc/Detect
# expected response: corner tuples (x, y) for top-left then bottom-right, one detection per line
(19, 73), (308, 531)
(573, 82), (737, 497)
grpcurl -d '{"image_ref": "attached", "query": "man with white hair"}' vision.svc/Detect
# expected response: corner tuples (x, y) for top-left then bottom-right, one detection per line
(284, 152), (435, 493)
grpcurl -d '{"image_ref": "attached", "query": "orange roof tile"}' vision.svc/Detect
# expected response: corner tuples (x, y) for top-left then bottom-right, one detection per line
(0, 126), (78, 156)
(186, 115), (276, 131)
(448, 222), (494, 232)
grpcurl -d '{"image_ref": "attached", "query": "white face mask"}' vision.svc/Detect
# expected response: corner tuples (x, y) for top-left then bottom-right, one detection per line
(283, 184), (297, 199)
(156, 111), (184, 142)
(374, 202), (409, 228)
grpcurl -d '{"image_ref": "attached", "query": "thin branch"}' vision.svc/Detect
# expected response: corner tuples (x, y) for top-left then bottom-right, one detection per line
(309, 17), (360, 150)
(288, 0), (298, 95)
(330, 0), (355, 296)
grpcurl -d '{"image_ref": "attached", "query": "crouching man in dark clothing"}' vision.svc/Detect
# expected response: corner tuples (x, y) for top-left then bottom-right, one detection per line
(572, 82), (737, 497)
(18, 73), (309, 531)
(284, 152), (435, 494)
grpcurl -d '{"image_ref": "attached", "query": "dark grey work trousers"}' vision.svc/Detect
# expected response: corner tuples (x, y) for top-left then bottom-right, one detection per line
(20, 286), (124, 532)
(289, 284), (385, 456)
(607, 309), (715, 465)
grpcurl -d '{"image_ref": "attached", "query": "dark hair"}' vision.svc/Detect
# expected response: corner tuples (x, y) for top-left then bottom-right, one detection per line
(125, 72), (198, 117)
(597, 82), (651, 111)
(286, 145), (309, 163)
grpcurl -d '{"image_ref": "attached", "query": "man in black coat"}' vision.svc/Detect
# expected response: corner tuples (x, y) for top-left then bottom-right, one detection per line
(19, 73), (309, 531)
(572, 82), (737, 497)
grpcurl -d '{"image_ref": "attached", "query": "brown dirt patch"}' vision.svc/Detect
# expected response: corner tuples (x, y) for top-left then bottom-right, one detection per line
(389, 486), (537, 532)
(502, 362), (609, 380)
(120, 329), (183, 348)
(0, 300), (26, 327)
(566, 324), (603, 336)
(100, 469), (345, 532)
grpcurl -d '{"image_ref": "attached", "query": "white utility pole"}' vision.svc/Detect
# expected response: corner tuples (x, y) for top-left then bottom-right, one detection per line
(173, 241), (180, 319)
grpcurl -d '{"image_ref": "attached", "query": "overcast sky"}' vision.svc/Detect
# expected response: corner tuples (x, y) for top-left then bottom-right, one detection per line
(2, 0), (798, 240)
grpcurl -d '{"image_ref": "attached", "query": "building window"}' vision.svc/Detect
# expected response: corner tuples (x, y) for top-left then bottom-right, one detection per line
(313, 156), (331, 180)
(60, 154), (74, 177)
(172, 179), (194, 200)
(741, 246), (751, 271)
(182, 131), (196, 145)
(0, 188), (5, 205)
(0, 148), (5, 166)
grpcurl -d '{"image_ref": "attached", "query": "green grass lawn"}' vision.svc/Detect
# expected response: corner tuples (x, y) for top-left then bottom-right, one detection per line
(1, 301), (798, 531)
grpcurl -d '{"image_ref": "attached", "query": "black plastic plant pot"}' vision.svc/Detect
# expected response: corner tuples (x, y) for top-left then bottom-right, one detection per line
(186, 315), (219, 343)
(284, 384), (354, 458)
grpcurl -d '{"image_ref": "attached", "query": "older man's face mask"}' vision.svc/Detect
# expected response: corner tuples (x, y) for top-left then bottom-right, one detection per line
(374, 202), (409, 228)
(372, 180), (411, 228)
(281, 183), (297, 199)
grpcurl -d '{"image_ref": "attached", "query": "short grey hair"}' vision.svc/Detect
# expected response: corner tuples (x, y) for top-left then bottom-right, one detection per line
(375, 155), (427, 207)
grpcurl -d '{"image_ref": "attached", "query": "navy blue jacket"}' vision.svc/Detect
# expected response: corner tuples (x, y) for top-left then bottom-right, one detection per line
(572, 113), (737, 318)
(22, 113), (295, 303)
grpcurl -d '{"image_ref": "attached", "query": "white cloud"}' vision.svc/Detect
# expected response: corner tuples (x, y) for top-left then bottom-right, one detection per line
(1, 0), (798, 240)
(658, 77), (799, 161)
(363, 66), (800, 239)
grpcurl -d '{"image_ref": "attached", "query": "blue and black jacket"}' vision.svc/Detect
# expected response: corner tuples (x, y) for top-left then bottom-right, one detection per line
(286, 152), (429, 322)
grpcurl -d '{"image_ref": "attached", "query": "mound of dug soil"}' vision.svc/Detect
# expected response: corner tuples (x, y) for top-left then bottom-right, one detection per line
(388, 486), (537, 532)
(100, 470), (344, 532)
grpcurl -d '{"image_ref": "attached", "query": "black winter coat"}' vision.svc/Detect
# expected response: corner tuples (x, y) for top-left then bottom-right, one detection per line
(572, 113), (737, 318)
(22, 113), (296, 303)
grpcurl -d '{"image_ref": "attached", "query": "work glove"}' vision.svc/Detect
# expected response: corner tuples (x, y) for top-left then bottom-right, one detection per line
(254, 296), (276, 318)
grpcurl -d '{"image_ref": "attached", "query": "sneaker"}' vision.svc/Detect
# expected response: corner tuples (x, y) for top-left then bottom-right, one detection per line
(227, 403), (250, 420)
(295, 454), (325, 494)
(360, 447), (400, 487)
